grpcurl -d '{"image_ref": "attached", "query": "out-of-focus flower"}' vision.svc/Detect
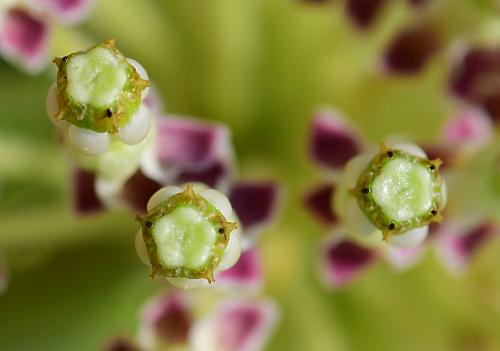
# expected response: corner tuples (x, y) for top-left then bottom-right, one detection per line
(138, 292), (193, 350)
(0, 6), (49, 72)
(450, 45), (500, 126)
(306, 106), (498, 288)
(0, 0), (93, 73)
(345, 0), (387, 29)
(190, 299), (279, 351)
(216, 248), (263, 291)
(134, 293), (279, 351)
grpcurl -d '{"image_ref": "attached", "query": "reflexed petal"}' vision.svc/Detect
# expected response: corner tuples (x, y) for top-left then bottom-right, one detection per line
(388, 226), (429, 248)
(319, 236), (378, 288)
(34, 0), (94, 24)
(139, 293), (192, 350)
(450, 46), (500, 124)
(156, 116), (233, 170)
(190, 299), (279, 351)
(216, 248), (262, 291)
(443, 106), (493, 149)
(228, 181), (280, 247)
(0, 7), (49, 73)
(385, 245), (424, 271)
(346, 0), (387, 29)
(382, 21), (440, 74)
(309, 109), (363, 171)
(122, 171), (162, 213)
(435, 222), (498, 274)
(142, 86), (164, 115)
(103, 338), (139, 351)
(176, 160), (232, 190)
(304, 183), (337, 226)
(73, 168), (104, 214)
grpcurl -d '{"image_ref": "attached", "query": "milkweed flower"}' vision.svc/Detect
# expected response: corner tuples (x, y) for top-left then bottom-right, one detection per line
(306, 106), (497, 288)
(134, 183), (242, 288)
(46, 40), (154, 191)
(0, 0), (93, 73)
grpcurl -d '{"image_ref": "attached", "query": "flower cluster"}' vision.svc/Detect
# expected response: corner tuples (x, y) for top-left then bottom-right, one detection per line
(305, 107), (498, 288)
(104, 293), (279, 351)
(0, 0), (93, 72)
(46, 41), (281, 288)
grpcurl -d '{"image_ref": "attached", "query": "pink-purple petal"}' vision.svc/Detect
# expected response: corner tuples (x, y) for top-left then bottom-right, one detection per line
(190, 299), (279, 351)
(385, 245), (424, 272)
(320, 236), (378, 288)
(450, 46), (500, 124)
(139, 293), (192, 349)
(382, 22), (440, 74)
(176, 160), (231, 190)
(229, 181), (280, 232)
(216, 248), (262, 291)
(73, 168), (104, 214)
(34, 0), (93, 24)
(0, 7), (50, 73)
(304, 183), (337, 226)
(122, 171), (162, 214)
(443, 107), (493, 148)
(435, 222), (499, 274)
(345, 0), (387, 29)
(309, 109), (363, 171)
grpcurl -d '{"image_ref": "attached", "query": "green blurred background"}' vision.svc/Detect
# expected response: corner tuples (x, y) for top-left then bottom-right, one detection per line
(1, 1), (500, 350)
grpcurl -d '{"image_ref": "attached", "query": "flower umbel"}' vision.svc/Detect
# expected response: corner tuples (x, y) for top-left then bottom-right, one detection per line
(136, 184), (239, 283)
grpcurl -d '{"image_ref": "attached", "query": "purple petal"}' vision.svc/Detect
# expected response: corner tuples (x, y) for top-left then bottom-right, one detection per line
(320, 236), (378, 288)
(435, 222), (499, 274)
(103, 338), (139, 351)
(139, 293), (192, 349)
(73, 168), (104, 214)
(382, 22), (440, 74)
(450, 47), (500, 124)
(122, 171), (162, 214)
(0, 7), (50, 73)
(216, 248), (262, 291)
(229, 181), (280, 236)
(309, 109), (363, 171)
(35, 0), (94, 24)
(176, 160), (231, 190)
(0, 253), (7, 295)
(304, 183), (337, 226)
(443, 106), (493, 149)
(385, 245), (424, 271)
(190, 299), (279, 351)
(345, 0), (387, 29)
(151, 116), (235, 189)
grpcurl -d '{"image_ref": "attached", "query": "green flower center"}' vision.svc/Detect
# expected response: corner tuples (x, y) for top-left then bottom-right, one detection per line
(152, 206), (217, 270)
(66, 47), (128, 108)
(371, 158), (433, 222)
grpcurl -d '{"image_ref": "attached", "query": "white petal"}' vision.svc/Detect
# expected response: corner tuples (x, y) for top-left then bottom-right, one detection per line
(135, 230), (151, 266)
(46, 83), (68, 129)
(118, 104), (151, 145)
(94, 176), (125, 209)
(68, 125), (109, 155)
(127, 58), (150, 98)
(147, 186), (182, 212)
(166, 277), (209, 289)
(388, 226), (428, 248)
(439, 181), (447, 210)
(218, 231), (241, 271)
(341, 153), (373, 188)
(391, 142), (427, 159)
(200, 188), (233, 218)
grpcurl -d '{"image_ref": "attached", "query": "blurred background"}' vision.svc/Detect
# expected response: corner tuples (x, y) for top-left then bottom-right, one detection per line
(0, 0), (499, 350)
